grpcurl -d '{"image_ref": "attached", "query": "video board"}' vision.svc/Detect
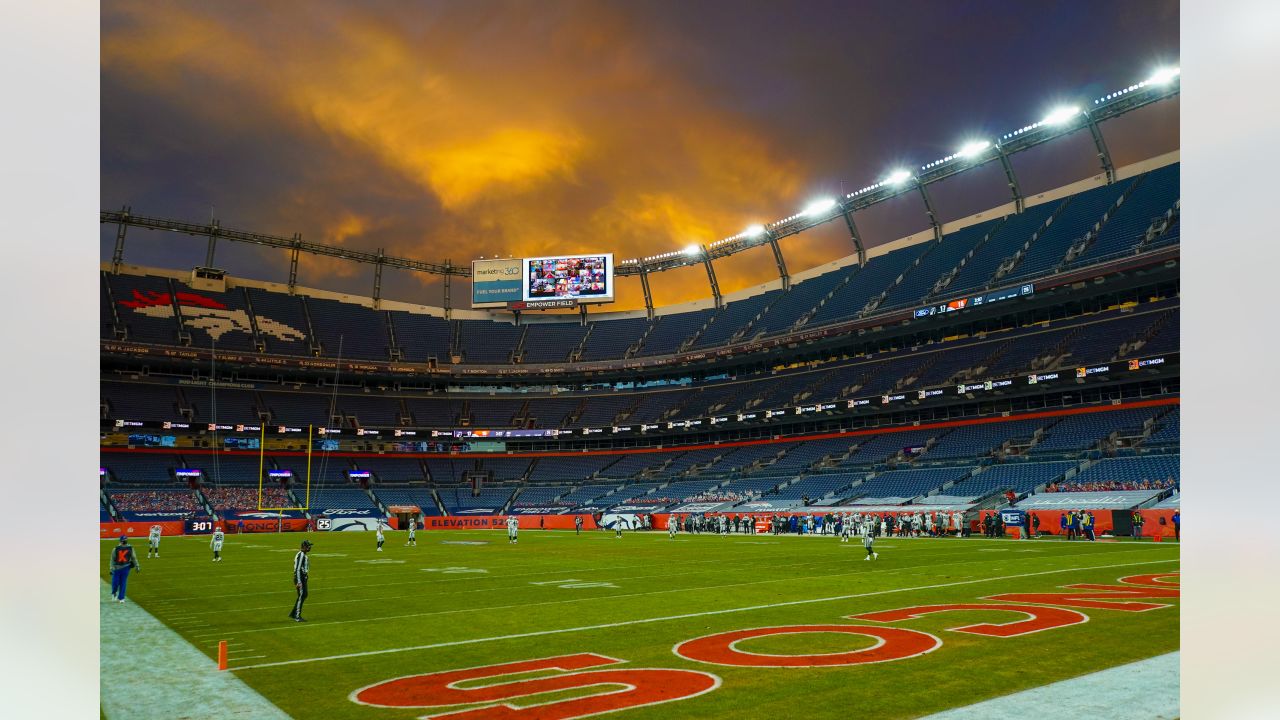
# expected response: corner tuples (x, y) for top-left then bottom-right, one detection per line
(523, 254), (613, 303)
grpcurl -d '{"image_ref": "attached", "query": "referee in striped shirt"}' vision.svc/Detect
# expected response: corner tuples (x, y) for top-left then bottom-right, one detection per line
(289, 539), (312, 622)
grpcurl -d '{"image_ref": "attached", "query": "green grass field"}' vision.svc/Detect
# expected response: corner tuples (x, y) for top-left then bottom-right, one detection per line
(100, 529), (1179, 719)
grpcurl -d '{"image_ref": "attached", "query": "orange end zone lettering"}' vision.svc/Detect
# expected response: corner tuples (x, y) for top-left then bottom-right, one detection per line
(350, 653), (720, 720)
(986, 581), (1179, 612)
(673, 624), (940, 668)
(1118, 572), (1180, 587)
(847, 603), (1089, 638)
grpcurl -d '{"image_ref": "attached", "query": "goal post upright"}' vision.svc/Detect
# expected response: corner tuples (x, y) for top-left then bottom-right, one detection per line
(255, 423), (310, 513)
(305, 423), (312, 512)
(256, 423), (266, 511)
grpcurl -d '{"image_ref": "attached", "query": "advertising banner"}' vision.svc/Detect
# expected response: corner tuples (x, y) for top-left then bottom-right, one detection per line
(471, 258), (524, 307)
(221, 509), (308, 520)
(414, 515), (595, 530)
(313, 508), (381, 518)
(119, 511), (192, 521)
(231, 518), (309, 533)
(324, 517), (382, 532)
(1000, 509), (1027, 526)
(100, 521), (185, 538)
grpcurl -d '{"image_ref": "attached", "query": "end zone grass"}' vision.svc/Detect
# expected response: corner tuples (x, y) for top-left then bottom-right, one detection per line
(101, 531), (1178, 719)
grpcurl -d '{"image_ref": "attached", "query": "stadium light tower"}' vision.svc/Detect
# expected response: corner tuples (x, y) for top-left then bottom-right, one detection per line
(803, 198), (838, 217)
(956, 140), (991, 159)
(1042, 106), (1081, 125)
(690, 242), (722, 308)
(837, 202), (867, 267)
(743, 224), (766, 238)
(885, 169), (913, 185)
(993, 142), (1025, 213)
(1147, 66), (1180, 85)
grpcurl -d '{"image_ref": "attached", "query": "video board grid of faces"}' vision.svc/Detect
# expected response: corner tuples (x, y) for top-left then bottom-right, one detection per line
(525, 255), (612, 301)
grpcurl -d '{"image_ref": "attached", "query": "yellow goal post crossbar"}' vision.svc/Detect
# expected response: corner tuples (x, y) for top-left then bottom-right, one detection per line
(257, 424), (311, 512)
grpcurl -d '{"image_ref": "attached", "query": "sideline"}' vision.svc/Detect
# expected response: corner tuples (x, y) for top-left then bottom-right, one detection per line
(920, 651), (1178, 719)
(100, 582), (290, 719)
(232, 557), (1177, 671)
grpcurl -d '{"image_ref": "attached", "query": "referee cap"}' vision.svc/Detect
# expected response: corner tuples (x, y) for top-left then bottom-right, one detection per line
(301, 540), (313, 549)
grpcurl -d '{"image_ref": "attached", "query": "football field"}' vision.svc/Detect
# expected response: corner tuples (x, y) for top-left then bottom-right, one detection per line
(100, 529), (1179, 719)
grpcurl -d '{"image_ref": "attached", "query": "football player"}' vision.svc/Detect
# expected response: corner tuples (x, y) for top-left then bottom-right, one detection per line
(507, 515), (519, 544)
(147, 524), (162, 558)
(210, 526), (225, 562)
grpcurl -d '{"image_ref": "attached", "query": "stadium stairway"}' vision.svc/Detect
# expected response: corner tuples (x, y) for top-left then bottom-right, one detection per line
(914, 217), (1009, 304)
(298, 296), (322, 356)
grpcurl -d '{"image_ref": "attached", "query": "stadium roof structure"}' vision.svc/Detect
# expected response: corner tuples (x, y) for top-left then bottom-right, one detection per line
(102, 66), (1178, 312)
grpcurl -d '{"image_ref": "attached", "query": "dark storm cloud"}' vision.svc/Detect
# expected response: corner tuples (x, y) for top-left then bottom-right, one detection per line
(101, 0), (1178, 309)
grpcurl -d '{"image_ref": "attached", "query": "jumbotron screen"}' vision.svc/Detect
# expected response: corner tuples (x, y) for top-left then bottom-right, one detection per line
(523, 254), (613, 302)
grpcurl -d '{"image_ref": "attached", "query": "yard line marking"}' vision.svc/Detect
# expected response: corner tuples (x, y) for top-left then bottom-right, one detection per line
(161, 555), (758, 594)
(171, 548), (1020, 619)
(163, 552), (857, 598)
(170, 545), (1175, 618)
(166, 560), (841, 618)
(232, 557), (1177, 671)
(169, 539), (1096, 600)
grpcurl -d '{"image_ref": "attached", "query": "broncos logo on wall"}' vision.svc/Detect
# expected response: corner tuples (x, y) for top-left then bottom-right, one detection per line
(120, 289), (306, 343)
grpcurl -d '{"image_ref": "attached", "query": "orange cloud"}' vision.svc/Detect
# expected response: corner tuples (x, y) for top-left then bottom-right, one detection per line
(102, 2), (818, 309)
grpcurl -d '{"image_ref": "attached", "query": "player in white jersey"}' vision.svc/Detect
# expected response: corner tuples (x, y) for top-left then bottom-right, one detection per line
(668, 516), (678, 539)
(507, 515), (519, 544)
(862, 522), (878, 561)
(375, 521), (387, 551)
(405, 518), (417, 547)
(147, 525), (162, 558)
(840, 514), (851, 542)
(210, 527), (225, 561)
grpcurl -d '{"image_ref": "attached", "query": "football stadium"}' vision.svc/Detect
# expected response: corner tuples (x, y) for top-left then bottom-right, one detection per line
(96, 8), (1182, 720)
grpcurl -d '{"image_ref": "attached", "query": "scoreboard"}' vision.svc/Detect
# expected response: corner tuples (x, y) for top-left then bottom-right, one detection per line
(472, 253), (614, 309)
(185, 519), (216, 534)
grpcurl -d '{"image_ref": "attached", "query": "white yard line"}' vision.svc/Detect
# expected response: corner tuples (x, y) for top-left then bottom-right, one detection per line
(170, 555), (863, 617)
(204, 546), (1164, 636)
(919, 652), (1178, 719)
(166, 538), (1125, 599)
(99, 582), (290, 720)
(232, 557), (1177, 671)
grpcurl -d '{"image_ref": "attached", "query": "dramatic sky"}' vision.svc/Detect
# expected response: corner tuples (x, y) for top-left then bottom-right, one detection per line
(101, 0), (1179, 311)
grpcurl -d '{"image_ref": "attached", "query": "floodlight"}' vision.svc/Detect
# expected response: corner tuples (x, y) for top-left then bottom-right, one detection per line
(743, 224), (766, 237)
(683, 244), (702, 256)
(885, 169), (912, 185)
(1147, 67), (1180, 85)
(802, 198), (837, 217)
(1042, 106), (1080, 125)
(957, 140), (991, 158)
